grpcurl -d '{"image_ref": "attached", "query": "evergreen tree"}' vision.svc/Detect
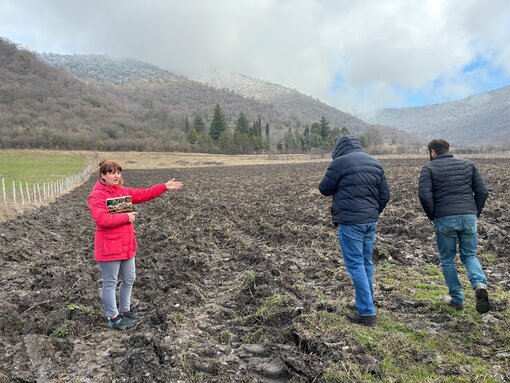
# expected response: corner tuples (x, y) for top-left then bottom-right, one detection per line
(209, 104), (228, 142)
(235, 111), (249, 134)
(319, 115), (331, 141)
(187, 128), (198, 144)
(284, 127), (302, 153)
(330, 127), (341, 144)
(184, 115), (190, 133)
(265, 123), (270, 145)
(308, 122), (323, 148)
(193, 115), (206, 133)
(252, 116), (262, 137)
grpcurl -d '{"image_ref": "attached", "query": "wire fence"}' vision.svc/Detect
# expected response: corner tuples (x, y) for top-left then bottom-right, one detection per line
(0, 164), (94, 221)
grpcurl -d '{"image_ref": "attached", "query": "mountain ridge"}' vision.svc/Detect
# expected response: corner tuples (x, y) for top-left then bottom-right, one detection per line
(361, 85), (510, 148)
(39, 52), (420, 145)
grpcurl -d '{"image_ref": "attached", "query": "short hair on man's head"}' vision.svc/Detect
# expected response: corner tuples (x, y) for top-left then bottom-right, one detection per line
(427, 139), (450, 155)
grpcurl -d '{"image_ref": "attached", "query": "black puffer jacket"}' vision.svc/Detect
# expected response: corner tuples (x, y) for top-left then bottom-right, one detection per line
(418, 153), (488, 220)
(319, 136), (390, 224)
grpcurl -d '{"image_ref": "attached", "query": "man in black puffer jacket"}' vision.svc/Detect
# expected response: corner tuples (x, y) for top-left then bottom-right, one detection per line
(319, 136), (389, 326)
(418, 139), (490, 313)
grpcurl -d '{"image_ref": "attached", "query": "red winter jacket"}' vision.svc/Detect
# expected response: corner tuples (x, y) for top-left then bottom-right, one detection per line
(88, 180), (167, 262)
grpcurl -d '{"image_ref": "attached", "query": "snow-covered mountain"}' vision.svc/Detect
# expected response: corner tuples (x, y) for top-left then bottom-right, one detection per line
(192, 70), (300, 102)
(37, 53), (419, 145)
(360, 85), (510, 148)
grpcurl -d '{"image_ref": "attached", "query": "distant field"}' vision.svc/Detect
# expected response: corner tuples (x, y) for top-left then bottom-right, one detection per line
(1, 149), (330, 201)
(95, 151), (332, 169)
(0, 149), (88, 183)
(0, 149), (88, 184)
(3, 148), (507, 180)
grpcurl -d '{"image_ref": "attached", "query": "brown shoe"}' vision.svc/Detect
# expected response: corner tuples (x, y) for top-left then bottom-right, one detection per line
(475, 285), (490, 314)
(442, 295), (464, 310)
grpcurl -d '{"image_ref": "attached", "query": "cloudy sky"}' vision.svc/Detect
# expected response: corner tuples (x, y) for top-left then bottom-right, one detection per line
(1, 0), (510, 112)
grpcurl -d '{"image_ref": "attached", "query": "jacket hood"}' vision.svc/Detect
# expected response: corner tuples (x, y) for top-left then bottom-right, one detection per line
(331, 136), (363, 159)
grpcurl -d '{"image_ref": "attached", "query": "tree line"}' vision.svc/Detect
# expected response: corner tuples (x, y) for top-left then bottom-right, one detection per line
(1, 38), (420, 153)
(178, 103), (384, 154)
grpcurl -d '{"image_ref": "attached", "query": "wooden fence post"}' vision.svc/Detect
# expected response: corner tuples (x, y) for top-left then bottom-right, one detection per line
(19, 181), (25, 204)
(2, 178), (6, 208)
(12, 180), (16, 208)
(26, 182), (31, 203)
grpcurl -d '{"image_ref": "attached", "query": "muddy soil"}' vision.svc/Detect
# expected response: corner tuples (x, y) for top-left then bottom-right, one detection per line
(0, 158), (509, 382)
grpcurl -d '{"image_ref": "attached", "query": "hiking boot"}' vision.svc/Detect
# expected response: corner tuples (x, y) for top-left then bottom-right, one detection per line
(347, 299), (376, 310)
(121, 310), (139, 320)
(346, 312), (376, 326)
(475, 286), (490, 314)
(442, 295), (464, 310)
(108, 315), (137, 330)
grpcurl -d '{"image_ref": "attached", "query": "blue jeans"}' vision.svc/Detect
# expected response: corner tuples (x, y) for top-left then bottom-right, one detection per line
(338, 222), (377, 316)
(434, 214), (487, 305)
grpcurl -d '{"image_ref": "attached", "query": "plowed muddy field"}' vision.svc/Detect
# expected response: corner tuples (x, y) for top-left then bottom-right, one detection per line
(1, 157), (509, 382)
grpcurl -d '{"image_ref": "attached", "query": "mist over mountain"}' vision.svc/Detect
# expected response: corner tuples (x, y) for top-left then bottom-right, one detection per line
(360, 86), (510, 148)
(39, 52), (419, 145)
(1, 37), (419, 151)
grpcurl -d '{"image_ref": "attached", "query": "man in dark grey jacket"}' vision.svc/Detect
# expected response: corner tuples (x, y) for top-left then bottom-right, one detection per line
(418, 139), (490, 313)
(320, 136), (390, 326)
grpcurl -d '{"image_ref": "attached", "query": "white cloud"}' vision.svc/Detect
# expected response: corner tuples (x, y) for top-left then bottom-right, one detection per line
(0, 0), (509, 112)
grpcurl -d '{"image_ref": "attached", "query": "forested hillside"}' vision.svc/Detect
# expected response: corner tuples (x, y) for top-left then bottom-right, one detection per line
(0, 39), (180, 151)
(363, 86), (510, 148)
(1, 38), (419, 152)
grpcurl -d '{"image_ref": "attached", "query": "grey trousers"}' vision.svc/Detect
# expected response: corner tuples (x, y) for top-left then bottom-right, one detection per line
(98, 257), (136, 318)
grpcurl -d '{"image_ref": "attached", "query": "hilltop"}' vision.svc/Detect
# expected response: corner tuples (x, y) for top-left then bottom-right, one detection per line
(40, 52), (419, 147)
(361, 85), (510, 148)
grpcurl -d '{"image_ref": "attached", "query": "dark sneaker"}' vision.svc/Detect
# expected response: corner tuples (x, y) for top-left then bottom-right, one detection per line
(346, 312), (376, 326)
(121, 310), (139, 320)
(475, 286), (490, 314)
(108, 315), (137, 330)
(442, 295), (464, 310)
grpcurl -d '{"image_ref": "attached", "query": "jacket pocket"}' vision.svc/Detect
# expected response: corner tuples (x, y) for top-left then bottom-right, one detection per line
(103, 235), (123, 256)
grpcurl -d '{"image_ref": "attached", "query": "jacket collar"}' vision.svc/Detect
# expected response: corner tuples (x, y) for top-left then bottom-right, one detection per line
(433, 152), (454, 160)
(93, 180), (120, 193)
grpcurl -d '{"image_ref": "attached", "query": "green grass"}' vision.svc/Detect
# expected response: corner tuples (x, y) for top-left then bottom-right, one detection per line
(299, 308), (509, 382)
(255, 294), (288, 322)
(0, 150), (88, 197)
(292, 259), (510, 383)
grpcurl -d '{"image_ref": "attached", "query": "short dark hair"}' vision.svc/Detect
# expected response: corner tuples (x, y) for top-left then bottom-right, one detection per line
(427, 139), (450, 155)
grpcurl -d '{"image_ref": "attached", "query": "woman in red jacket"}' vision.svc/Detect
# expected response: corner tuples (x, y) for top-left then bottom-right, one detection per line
(88, 160), (183, 330)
